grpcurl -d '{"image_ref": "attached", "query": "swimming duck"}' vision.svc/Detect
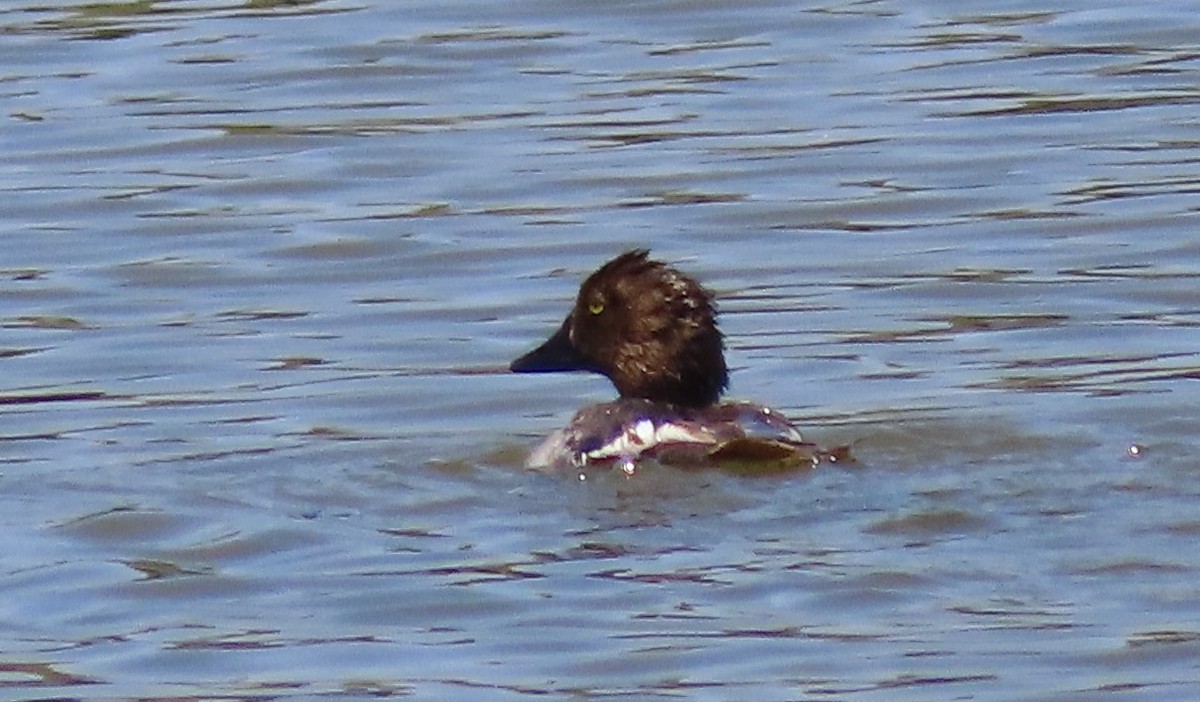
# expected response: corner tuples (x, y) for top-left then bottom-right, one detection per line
(511, 250), (827, 472)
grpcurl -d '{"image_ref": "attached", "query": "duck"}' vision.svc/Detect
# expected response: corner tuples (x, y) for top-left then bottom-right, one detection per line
(511, 250), (833, 472)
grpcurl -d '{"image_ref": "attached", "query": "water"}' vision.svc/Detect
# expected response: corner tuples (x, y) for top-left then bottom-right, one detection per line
(2, 0), (1199, 699)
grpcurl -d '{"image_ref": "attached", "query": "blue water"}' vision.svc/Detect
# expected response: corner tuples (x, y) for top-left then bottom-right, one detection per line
(2, 0), (1199, 699)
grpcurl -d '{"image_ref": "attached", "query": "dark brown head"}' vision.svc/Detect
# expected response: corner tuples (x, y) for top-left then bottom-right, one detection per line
(510, 250), (728, 407)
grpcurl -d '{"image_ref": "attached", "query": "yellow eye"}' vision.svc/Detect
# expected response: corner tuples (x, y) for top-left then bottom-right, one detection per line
(588, 301), (604, 315)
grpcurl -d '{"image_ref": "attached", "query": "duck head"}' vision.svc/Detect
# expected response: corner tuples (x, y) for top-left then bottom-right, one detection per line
(511, 250), (728, 407)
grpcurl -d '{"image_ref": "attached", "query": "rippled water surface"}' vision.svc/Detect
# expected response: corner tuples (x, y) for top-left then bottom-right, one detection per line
(3, 0), (1199, 699)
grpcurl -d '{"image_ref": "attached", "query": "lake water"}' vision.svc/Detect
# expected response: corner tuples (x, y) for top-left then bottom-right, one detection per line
(2, 0), (1199, 699)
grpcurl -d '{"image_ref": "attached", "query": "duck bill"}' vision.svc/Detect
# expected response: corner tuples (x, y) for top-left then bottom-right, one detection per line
(510, 318), (589, 373)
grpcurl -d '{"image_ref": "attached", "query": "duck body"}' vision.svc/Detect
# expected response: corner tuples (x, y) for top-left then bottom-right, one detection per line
(524, 398), (808, 471)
